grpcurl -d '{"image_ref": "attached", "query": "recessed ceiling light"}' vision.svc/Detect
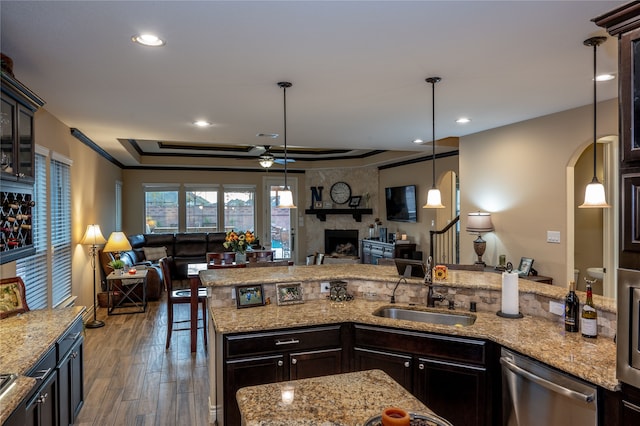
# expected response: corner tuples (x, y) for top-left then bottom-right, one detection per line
(456, 118), (471, 124)
(257, 133), (279, 138)
(131, 33), (166, 47)
(595, 73), (615, 82)
(193, 120), (212, 127)
(412, 138), (424, 144)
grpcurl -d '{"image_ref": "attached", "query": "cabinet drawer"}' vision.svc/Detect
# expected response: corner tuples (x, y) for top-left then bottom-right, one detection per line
(27, 346), (56, 378)
(354, 324), (486, 366)
(225, 325), (342, 359)
(57, 317), (83, 359)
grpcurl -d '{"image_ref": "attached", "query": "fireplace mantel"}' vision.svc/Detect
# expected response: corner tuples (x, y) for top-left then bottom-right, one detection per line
(304, 208), (373, 222)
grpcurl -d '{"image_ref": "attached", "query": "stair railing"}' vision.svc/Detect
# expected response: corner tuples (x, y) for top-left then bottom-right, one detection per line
(429, 215), (460, 265)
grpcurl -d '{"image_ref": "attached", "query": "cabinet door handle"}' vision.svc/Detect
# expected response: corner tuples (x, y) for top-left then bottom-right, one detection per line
(419, 364), (425, 370)
(291, 358), (297, 365)
(275, 338), (300, 346)
(71, 351), (78, 359)
(65, 332), (81, 341)
(32, 368), (52, 381)
(37, 392), (48, 404)
(404, 361), (410, 368)
(277, 360), (284, 367)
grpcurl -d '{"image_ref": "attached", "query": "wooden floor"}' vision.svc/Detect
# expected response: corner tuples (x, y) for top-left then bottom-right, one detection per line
(74, 296), (212, 426)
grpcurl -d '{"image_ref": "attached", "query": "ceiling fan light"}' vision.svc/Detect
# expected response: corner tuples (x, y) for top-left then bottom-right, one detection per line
(259, 154), (275, 168)
(579, 177), (611, 208)
(276, 188), (296, 209)
(423, 188), (445, 209)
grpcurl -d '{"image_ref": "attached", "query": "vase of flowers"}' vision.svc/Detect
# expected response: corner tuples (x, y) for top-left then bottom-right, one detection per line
(223, 230), (256, 262)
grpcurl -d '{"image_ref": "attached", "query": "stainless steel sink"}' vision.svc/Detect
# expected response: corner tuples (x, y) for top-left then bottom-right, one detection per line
(0, 373), (17, 398)
(373, 307), (476, 326)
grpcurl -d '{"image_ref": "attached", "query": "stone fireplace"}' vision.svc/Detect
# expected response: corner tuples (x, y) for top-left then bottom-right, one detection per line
(325, 229), (359, 257)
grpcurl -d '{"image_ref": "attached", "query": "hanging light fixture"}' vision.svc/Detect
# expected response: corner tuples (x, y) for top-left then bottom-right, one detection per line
(423, 77), (445, 209)
(276, 81), (296, 208)
(259, 145), (275, 169)
(579, 36), (611, 209)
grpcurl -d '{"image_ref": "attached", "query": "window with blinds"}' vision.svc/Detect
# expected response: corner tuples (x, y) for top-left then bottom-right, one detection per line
(16, 152), (72, 309)
(16, 153), (48, 309)
(51, 158), (72, 307)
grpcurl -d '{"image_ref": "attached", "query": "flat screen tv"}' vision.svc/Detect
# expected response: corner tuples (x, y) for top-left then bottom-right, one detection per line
(385, 185), (418, 223)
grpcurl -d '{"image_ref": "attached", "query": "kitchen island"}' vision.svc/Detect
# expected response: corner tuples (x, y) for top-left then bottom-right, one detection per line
(201, 264), (617, 425)
(236, 369), (441, 426)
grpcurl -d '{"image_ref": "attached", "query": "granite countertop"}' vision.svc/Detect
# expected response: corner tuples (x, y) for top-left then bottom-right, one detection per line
(236, 369), (436, 426)
(210, 297), (618, 391)
(0, 306), (85, 424)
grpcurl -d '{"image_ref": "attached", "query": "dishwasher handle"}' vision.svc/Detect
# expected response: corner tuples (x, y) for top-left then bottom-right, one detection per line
(500, 356), (595, 403)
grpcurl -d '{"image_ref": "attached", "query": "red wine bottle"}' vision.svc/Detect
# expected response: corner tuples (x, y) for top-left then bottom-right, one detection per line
(564, 280), (579, 332)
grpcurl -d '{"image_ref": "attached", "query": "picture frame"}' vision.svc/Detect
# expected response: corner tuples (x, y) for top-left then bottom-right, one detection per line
(516, 257), (534, 277)
(276, 282), (304, 305)
(314, 201), (323, 209)
(235, 284), (265, 308)
(348, 195), (362, 208)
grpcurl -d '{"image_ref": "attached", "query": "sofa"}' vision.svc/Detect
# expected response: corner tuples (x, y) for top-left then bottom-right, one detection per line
(99, 232), (229, 299)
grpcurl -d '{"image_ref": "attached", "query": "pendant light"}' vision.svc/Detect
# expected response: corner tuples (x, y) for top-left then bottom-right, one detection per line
(423, 77), (445, 209)
(276, 81), (296, 209)
(579, 36), (611, 209)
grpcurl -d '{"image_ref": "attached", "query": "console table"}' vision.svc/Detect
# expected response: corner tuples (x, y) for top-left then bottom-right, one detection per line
(360, 239), (416, 264)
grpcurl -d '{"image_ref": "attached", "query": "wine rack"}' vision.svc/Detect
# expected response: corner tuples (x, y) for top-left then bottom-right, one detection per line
(0, 186), (35, 264)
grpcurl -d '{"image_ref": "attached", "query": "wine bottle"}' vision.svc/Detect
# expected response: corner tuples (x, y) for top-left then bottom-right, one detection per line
(564, 280), (579, 332)
(581, 283), (598, 338)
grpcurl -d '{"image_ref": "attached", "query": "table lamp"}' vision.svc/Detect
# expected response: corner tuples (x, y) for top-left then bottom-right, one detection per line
(80, 224), (107, 329)
(103, 231), (132, 260)
(466, 212), (494, 266)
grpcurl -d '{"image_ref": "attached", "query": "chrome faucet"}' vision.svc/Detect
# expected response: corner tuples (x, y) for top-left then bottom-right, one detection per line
(424, 256), (445, 307)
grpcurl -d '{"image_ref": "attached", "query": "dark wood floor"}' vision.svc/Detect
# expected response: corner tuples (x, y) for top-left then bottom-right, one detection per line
(74, 296), (211, 426)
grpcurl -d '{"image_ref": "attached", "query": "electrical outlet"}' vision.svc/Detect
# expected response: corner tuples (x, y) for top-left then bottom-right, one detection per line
(549, 301), (564, 316)
(231, 288), (236, 300)
(321, 282), (331, 293)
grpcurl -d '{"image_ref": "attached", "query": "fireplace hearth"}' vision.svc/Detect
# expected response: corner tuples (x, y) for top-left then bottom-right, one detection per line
(325, 229), (359, 257)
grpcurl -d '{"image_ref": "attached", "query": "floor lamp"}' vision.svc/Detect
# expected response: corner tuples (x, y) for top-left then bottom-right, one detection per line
(81, 224), (107, 328)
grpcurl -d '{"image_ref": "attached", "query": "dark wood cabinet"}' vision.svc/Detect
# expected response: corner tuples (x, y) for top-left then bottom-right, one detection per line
(360, 240), (416, 264)
(620, 383), (640, 425)
(223, 325), (346, 426)
(25, 347), (59, 426)
(57, 318), (84, 426)
(1, 71), (44, 184)
(353, 324), (494, 426)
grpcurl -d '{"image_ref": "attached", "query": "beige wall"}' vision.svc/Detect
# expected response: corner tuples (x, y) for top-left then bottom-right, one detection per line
(0, 108), (122, 310)
(459, 98), (618, 286)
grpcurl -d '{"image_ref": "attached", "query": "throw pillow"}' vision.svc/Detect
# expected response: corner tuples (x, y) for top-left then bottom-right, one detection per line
(143, 246), (167, 262)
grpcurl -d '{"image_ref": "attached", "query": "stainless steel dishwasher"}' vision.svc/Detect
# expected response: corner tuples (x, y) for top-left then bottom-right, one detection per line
(501, 348), (598, 425)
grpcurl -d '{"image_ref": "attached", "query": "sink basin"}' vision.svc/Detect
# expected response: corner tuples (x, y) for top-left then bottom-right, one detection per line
(372, 307), (476, 326)
(587, 267), (604, 280)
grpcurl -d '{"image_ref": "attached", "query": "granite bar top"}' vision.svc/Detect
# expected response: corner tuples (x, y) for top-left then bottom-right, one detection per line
(199, 264), (616, 313)
(0, 306), (85, 424)
(236, 369), (436, 426)
(210, 297), (618, 391)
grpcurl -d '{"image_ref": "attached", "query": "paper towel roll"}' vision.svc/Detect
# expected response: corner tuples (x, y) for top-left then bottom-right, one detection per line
(501, 272), (519, 315)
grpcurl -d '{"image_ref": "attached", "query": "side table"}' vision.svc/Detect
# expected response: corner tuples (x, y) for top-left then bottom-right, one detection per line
(106, 269), (148, 315)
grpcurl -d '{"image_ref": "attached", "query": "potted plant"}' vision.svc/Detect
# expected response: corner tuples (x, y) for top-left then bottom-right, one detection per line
(108, 259), (125, 274)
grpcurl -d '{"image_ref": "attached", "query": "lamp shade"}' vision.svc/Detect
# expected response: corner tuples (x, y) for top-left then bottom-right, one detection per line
(80, 224), (106, 246)
(466, 212), (494, 233)
(276, 188), (296, 209)
(579, 177), (611, 208)
(423, 188), (445, 209)
(103, 231), (132, 252)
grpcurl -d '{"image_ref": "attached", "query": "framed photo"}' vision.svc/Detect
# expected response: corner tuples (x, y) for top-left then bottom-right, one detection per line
(516, 257), (534, 277)
(276, 282), (304, 305)
(314, 201), (323, 209)
(348, 195), (362, 208)
(235, 284), (265, 308)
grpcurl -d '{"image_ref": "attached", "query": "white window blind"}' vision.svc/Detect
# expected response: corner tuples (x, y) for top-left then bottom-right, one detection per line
(51, 158), (72, 307)
(16, 152), (48, 309)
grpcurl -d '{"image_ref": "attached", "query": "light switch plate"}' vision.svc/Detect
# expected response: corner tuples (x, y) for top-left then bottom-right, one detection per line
(231, 288), (236, 300)
(546, 231), (561, 244)
(321, 282), (331, 293)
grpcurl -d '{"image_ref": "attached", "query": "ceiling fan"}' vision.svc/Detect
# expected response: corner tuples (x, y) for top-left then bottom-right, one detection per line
(256, 145), (295, 168)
